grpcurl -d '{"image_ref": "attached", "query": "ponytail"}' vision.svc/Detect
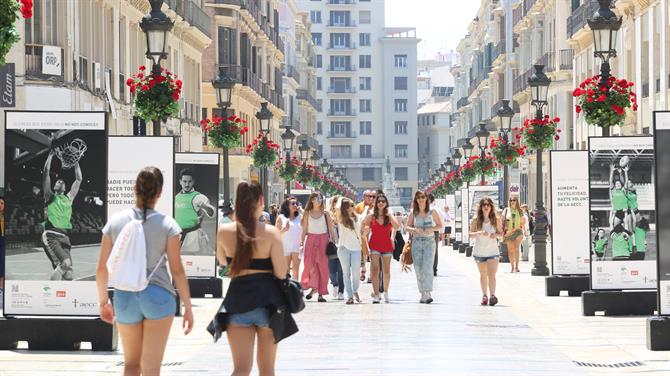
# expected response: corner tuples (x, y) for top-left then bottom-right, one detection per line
(134, 167), (163, 221)
(229, 181), (263, 277)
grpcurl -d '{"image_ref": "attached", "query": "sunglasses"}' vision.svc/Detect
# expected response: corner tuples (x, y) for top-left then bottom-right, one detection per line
(510, 199), (518, 202)
(314, 196), (323, 202)
(416, 196), (426, 199)
(481, 203), (491, 207)
(290, 202), (298, 206)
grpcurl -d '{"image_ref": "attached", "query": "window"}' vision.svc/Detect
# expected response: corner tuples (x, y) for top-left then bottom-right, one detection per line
(310, 10), (322, 24)
(394, 99), (408, 112)
(394, 77), (408, 90)
(395, 144), (408, 158)
(330, 11), (351, 26)
(394, 54), (408, 68)
(330, 99), (351, 114)
(360, 121), (372, 135)
(398, 187), (412, 199)
(312, 33), (322, 46)
(394, 121), (408, 134)
(218, 27), (238, 65)
(317, 121), (323, 135)
(432, 115), (436, 124)
(359, 55), (371, 68)
(317, 99), (323, 112)
(330, 77), (351, 92)
(359, 33), (371, 46)
(395, 167), (408, 181)
(330, 121), (352, 137)
(330, 55), (351, 70)
(331, 145), (352, 158)
(317, 77), (322, 90)
(359, 77), (371, 90)
(330, 33), (351, 48)
(360, 145), (372, 158)
(362, 167), (375, 181)
(359, 10), (371, 24)
(315, 54), (322, 68)
(360, 99), (371, 112)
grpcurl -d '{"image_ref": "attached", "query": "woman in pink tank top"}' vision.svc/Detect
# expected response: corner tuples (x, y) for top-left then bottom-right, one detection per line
(362, 193), (399, 303)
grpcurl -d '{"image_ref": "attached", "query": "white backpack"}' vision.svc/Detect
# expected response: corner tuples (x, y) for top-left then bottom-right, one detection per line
(107, 209), (165, 292)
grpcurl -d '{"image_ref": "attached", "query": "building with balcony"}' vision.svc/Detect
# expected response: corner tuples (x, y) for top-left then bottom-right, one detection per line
(203, 0), (285, 201)
(298, 1), (419, 204)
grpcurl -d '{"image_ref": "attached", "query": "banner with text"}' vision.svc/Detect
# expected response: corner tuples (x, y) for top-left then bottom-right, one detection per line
(589, 136), (656, 290)
(550, 151), (590, 275)
(653, 111), (670, 314)
(3, 111), (106, 316)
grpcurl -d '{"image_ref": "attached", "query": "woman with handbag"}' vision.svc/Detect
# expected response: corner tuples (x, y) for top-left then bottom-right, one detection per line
(363, 194), (400, 303)
(470, 197), (503, 306)
(406, 191), (443, 304)
(215, 181), (290, 375)
(336, 198), (364, 304)
(327, 195), (345, 300)
(502, 195), (526, 273)
(300, 192), (338, 302)
(276, 196), (302, 280)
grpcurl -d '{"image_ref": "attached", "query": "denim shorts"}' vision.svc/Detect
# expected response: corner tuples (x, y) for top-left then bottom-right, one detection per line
(228, 307), (270, 328)
(474, 255), (500, 263)
(113, 284), (176, 325)
(369, 250), (393, 257)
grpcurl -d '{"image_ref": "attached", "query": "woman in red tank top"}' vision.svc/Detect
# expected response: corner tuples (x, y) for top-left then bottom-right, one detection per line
(363, 193), (400, 303)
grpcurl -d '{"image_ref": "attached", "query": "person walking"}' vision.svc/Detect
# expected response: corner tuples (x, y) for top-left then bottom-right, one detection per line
(300, 192), (338, 302)
(96, 167), (194, 375)
(276, 196), (302, 280)
(406, 191), (443, 303)
(216, 181), (293, 376)
(327, 196), (345, 300)
(469, 197), (503, 306)
(363, 194), (400, 303)
(502, 196), (525, 273)
(428, 194), (441, 277)
(520, 204), (532, 262)
(355, 190), (375, 282)
(336, 198), (364, 304)
(442, 206), (452, 246)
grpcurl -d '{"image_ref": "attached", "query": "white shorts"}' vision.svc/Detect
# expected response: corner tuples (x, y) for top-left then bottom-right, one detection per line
(284, 242), (301, 257)
(181, 228), (210, 254)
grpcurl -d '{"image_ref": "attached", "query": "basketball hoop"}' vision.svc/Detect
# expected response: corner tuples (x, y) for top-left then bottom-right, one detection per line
(55, 138), (87, 169)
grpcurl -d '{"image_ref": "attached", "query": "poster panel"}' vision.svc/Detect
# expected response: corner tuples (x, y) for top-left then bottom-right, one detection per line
(461, 188), (470, 243)
(107, 136), (174, 218)
(589, 136), (656, 290)
(653, 111), (670, 314)
(3, 111), (106, 316)
(468, 185), (499, 219)
(454, 190), (462, 242)
(550, 151), (590, 275)
(175, 153), (219, 278)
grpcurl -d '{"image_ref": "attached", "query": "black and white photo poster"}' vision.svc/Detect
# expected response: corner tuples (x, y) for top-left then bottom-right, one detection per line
(653, 111), (670, 314)
(455, 190), (462, 242)
(550, 151), (590, 275)
(461, 188), (470, 243)
(468, 186), (499, 219)
(175, 153), (219, 278)
(589, 136), (656, 290)
(3, 111), (106, 316)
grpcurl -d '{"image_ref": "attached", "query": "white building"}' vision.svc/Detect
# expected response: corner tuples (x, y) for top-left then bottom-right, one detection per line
(297, 0), (419, 204)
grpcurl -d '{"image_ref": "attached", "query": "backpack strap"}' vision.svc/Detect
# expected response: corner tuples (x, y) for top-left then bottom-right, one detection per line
(147, 254), (166, 280)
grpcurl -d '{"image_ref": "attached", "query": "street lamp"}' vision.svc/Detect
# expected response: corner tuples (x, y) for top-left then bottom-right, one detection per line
(322, 158), (332, 175)
(528, 64), (551, 277)
(497, 99), (515, 205)
(212, 68), (237, 214)
(476, 122), (490, 185)
(281, 126), (295, 195)
(461, 140), (474, 159)
(256, 102), (274, 210)
(139, 0), (173, 136)
(588, 0), (622, 136)
(299, 140), (310, 162)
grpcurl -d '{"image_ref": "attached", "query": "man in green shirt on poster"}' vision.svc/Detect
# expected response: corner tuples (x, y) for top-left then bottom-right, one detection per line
(175, 169), (216, 254)
(42, 150), (82, 281)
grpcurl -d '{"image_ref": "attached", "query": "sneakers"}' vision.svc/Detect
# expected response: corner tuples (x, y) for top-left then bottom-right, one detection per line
(331, 286), (339, 298)
(317, 295), (327, 303)
(419, 292), (427, 304)
(481, 295), (489, 306)
(425, 292), (433, 304)
(337, 292), (344, 300)
(372, 295), (381, 304)
(383, 292), (389, 303)
(489, 295), (498, 306)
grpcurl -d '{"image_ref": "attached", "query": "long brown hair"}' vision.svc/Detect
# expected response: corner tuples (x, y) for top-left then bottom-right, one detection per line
(372, 193), (390, 226)
(134, 166), (163, 221)
(471, 197), (498, 231)
(229, 181), (263, 277)
(338, 198), (357, 230)
(508, 194), (521, 212)
(412, 190), (430, 215)
(301, 192), (324, 229)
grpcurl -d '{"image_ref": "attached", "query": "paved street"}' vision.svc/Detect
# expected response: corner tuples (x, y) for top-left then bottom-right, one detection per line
(1, 245), (670, 375)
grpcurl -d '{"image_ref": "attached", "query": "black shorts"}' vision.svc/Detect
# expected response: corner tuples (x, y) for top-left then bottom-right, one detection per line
(627, 208), (640, 215)
(41, 230), (72, 268)
(445, 226), (452, 234)
(614, 210), (626, 221)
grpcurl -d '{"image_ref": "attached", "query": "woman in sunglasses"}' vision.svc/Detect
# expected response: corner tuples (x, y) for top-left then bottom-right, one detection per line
(300, 192), (338, 302)
(363, 193), (400, 303)
(502, 195), (526, 273)
(276, 196), (302, 280)
(469, 198), (503, 306)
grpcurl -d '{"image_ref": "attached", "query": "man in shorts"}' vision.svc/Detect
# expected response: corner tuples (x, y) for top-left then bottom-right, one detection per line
(175, 169), (216, 254)
(356, 190), (375, 283)
(443, 206), (452, 246)
(42, 150), (82, 280)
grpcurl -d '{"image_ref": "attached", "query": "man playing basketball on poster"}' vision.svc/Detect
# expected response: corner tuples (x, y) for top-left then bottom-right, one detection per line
(42, 149), (83, 281)
(175, 169), (216, 254)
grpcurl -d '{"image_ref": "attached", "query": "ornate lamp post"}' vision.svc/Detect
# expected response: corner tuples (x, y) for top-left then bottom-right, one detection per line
(588, 0), (622, 136)
(256, 102), (273, 210)
(212, 68), (237, 213)
(139, 0), (173, 136)
(461, 140), (474, 160)
(281, 126), (296, 196)
(497, 99), (515, 204)
(528, 64), (551, 276)
(476, 122), (490, 185)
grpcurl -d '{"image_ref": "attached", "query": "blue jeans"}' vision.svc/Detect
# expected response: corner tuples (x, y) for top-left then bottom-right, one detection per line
(337, 246), (362, 299)
(328, 257), (344, 294)
(411, 237), (436, 292)
(113, 284), (176, 324)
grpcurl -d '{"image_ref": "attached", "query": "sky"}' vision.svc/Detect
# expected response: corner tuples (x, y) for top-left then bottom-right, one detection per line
(385, 0), (481, 60)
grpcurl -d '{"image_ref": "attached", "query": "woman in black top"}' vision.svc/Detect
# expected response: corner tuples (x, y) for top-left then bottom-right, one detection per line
(216, 182), (289, 375)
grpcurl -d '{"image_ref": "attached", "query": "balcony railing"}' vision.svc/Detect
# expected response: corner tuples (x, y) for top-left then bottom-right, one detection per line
(25, 44), (64, 81)
(567, 0), (602, 39)
(559, 49), (575, 70)
(327, 0), (357, 4)
(327, 86), (357, 94)
(327, 64), (356, 72)
(214, 0), (283, 53)
(297, 89), (320, 111)
(537, 52), (555, 73)
(457, 96), (469, 109)
(468, 69), (489, 97)
(327, 42), (357, 50)
(492, 39), (506, 62)
(490, 100), (520, 118)
(285, 64), (300, 84)
(217, 64), (283, 110)
(165, 0), (211, 38)
(327, 109), (357, 116)
(513, 0), (539, 27)
(513, 66), (534, 96)
(327, 131), (358, 139)
(327, 20), (357, 27)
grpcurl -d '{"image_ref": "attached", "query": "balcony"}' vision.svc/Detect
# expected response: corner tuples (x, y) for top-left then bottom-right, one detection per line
(327, 0), (357, 5)
(468, 69), (490, 97)
(214, 0), (283, 53)
(559, 49), (575, 70)
(165, 0), (211, 38)
(513, 66), (534, 96)
(281, 116), (301, 131)
(327, 42), (357, 50)
(513, 0), (539, 28)
(567, 0), (603, 39)
(327, 109), (357, 117)
(492, 39), (506, 63)
(327, 19), (357, 27)
(285, 64), (300, 84)
(456, 96), (469, 109)
(25, 44), (64, 81)
(217, 64), (283, 110)
(327, 131), (358, 139)
(297, 89), (321, 111)
(327, 86), (357, 94)
(327, 64), (357, 72)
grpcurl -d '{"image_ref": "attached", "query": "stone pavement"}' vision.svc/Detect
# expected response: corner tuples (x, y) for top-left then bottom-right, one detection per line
(1, 245), (670, 375)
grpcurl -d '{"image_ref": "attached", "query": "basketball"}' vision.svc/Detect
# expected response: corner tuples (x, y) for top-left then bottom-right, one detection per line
(619, 156), (630, 168)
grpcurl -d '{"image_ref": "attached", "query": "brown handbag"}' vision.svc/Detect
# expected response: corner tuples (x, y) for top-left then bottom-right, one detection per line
(400, 235), (413, 272)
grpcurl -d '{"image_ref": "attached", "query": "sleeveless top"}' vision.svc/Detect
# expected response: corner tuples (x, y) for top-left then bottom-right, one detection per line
(594, 238), (607, 253)
(225, 256), (273, 271)
(612, 189), (628, 211)
(279, 214), (302, 250)
(414, 212), (435, 239)
(626, 190), (638, 210)
(505, 208), (522, 230)
(472, 220), (499, 258)
(307, 213), (328, 234)
(611, 232), (630, 257)
(368, 217), (393, 252)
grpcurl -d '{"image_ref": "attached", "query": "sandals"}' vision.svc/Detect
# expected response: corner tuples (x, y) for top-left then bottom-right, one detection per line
(481, 295), (488, 306)
(345, 298), (354, 305)
(317, 295), (327, 303)
(305, 288), (317, 300)
(489, 295), (498, 306)
(353, 292), (361, 303)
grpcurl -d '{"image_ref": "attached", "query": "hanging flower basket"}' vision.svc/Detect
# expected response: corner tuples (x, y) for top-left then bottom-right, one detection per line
(126, 66), (182, 123)
(0, 0), (32, 66)
(518, 116), (561, 150)
(573, 75), (637, 129)
(470, 155), (497, 178)
(245, 134), (280, 168)
(490, 136), (525, 166)
(201, 114), (248, 149)
(275, 155), (300, 181)
(298, 163), (317, 185)
(458, 160), (477, 184)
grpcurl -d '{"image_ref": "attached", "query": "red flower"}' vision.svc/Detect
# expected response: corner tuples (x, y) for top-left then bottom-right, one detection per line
(554, 135), (560, 141)
(633, 104), (638, 111)
(176, 80), (183, 88)
(576, 105), (582, 114)
(572, 88), (583, 97)
(611, 104), (625, 115)
(126, 78), (134, 86)
(141, 85), (149, 91)
(171, 91), (180, 101)
(597, 94), (606, 102)
(139, 65), (146, 71)
(130, 85), (136, 94)
(587, 97), (594, 103)
(587, 89), (595, 96)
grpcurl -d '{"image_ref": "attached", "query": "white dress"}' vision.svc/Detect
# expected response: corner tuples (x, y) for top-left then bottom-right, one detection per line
(279, 214), (302, 256)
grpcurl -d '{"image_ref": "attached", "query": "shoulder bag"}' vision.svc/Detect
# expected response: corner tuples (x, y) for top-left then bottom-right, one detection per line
(324, 214), (338, 257)
(279, 274), (305, 314)
(400, 234), (413, 272)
